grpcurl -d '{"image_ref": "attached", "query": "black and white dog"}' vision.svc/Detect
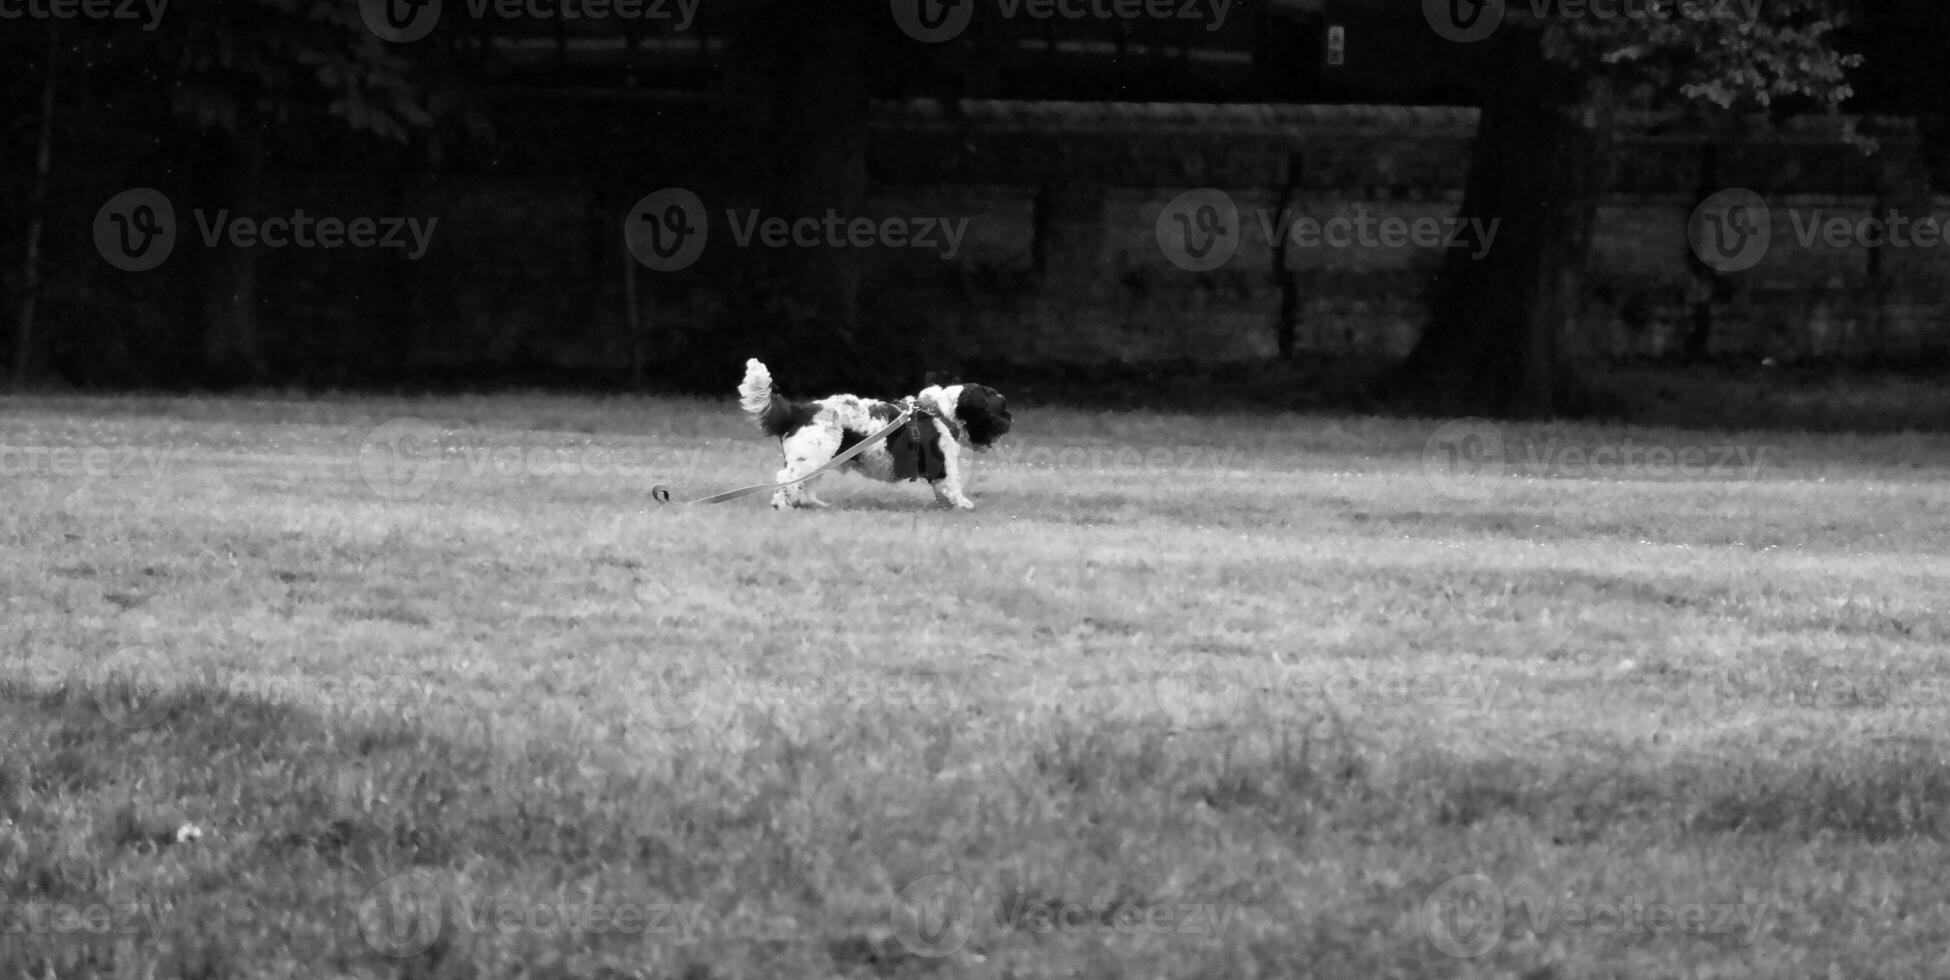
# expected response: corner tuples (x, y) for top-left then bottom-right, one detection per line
(737, 358), (1013, 510)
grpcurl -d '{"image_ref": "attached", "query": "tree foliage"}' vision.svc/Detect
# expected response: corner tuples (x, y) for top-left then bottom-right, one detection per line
(1392, 0), (1867, 417)
(21, 0), (484, 156)
(1530, 0), (1863, 118)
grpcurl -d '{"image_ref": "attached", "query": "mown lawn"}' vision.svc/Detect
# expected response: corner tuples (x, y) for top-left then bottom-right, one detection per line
(2, 393), (1948, 980)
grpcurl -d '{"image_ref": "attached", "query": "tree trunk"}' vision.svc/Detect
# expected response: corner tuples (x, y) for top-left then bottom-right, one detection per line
(1270, 152), (1305, 360)
(1032, 163), (1105, 291)
(174, 132), (272, 387)
(1390, 25), (1601, 418)
(761, 0), (869, 343)
(1683, 143), (1721, 362)
(203, 134), (272, 384)
(12, 22), (58, 389)
(383, 170), (414, 380)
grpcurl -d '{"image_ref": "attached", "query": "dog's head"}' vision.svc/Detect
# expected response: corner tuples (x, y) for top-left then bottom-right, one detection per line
(920, 382), (1014, 450)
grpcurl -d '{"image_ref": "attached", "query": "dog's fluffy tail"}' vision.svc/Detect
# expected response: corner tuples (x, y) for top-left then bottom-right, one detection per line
(738, 358), (796, 438)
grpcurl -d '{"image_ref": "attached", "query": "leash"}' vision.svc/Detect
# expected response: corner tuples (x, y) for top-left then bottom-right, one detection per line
(653, 402), (919, 505)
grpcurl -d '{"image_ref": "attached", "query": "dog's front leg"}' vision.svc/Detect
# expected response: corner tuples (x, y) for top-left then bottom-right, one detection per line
(931, 436), (976, 510)
(928, 479), (972, 510)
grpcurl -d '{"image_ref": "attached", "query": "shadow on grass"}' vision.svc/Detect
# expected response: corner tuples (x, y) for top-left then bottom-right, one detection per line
(0, 679), (735, 980)
(6, 673), (1943, 978)
(1028, 721), (1950, 845)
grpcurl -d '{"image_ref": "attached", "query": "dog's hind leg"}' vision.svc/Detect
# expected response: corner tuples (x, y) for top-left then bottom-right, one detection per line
(801, 476), (832, 508)
(771, 423), (841, 510)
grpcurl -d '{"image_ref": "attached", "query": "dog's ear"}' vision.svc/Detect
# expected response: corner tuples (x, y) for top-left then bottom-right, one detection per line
(955, 384), (1013, 449)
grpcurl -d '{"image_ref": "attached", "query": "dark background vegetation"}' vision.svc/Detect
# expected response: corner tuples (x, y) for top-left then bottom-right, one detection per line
(2, 0), (1947, 425)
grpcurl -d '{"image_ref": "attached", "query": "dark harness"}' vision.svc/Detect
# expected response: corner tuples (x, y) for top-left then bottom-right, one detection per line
(885, 400), (959, 482)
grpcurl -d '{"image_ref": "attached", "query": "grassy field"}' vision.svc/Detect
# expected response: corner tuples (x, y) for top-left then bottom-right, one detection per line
(3, 392), (1949, 980)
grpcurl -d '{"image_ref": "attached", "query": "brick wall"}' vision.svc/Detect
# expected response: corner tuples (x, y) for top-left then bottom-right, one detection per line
(33, 97), (1946, 387)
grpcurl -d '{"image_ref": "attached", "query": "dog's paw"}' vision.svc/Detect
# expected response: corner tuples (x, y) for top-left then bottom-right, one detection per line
(950, 498), (976, 511)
